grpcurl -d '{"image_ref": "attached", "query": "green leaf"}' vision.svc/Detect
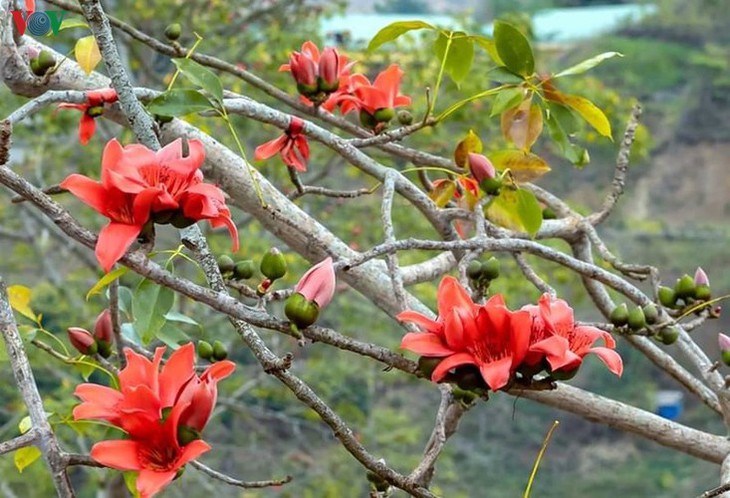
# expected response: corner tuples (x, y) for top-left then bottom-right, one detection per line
(489, 66), (525, 84)
(86, 267), (128, 300)
(493, 21), (535, 77)
(58, 18), (89, 31)
(121, 322), (141, 346)
(469, 35), (504, 65)
(17, 325), (38, 342)
(164, 311), (200, 328)
(74, 360), (97, 381)
(155, 323), (190, 349)
(561, 94), (612, 139)
(14, 446), (41, 473)
(486, 188), (542, 237)
(545, 106), (590, 166)
(132, 280), (175, 345)
(115, 286), (134, 319)
(171, 58), (224, 104)
(554, 52), (623, 78)
(124, 471), (142, 498)
(433, 31), (474, 84)
(491, 87), (524, 117)
(436, 85), (506, 121)
(367, 20), (435, 52)
(147, 89), (215, 117)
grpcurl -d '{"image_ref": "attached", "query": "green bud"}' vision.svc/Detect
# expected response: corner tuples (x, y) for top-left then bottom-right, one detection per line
(217, 255), (235, 274)
(296, 82), (320, 98)
(397, 110), (413, 125)
(659, 326), (680, 346)
(260, 248), (287, 281)
(722, 350), (730, 367)
(317, 76), (340, 94)
(30, 57), (42, 76)
(373, 107), (395, 123)
(212, 340), (228, 361)
(164, 23), (182, 41)
(481, 257), (501, 281)
(695, 284), (711, 301)
(197, 340), (214, 360)
(97, 340), (112, 359)
(542, 207), (557, 220)
(658, 286), (676, 308)
(285, 292), (320, 329)
(38, 50), (56, 71)
(609, 303), (629, 327)
(674, 274), (696, 300)
(232, 260), (255, 280)
(416, 356), (442, 379)
(466, 260), (482, 280)
(642, 303), (659, 325)
(86, 105), (105, 118)
(627, 306), (646, 331)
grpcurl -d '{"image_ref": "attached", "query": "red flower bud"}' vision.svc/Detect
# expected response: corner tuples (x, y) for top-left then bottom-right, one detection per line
(694, 267), (710, 287)
(94, 309), (113, 344)
(289, 52), (317, 87)
(294, 257), (336, 309)
(318, 47), (341, 92)
(68, 327), (97, 355)
(467, 153), (496, 183)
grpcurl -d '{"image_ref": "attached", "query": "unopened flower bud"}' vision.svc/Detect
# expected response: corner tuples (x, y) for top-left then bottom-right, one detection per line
(373, 107), (395, 123)
(93, 309), (113, 344)
(719, 333), (730, 366)
(397, 110), (413, 125)
(467, 153), (496, 184)
(289, 52), (318, 88)
(659, 326), (680, 345)
(694, 267), (709, 287)
(466, 260), (482, 280)
(542, 207), (557, 220)
(359, 110), (378, 129)
(232, 260), (255, 280)
(627, 306), (646, 331)
(674, 274), (695, 300)
(284, 292), (320, 329)
(609, 303), (629, 327)
(67, 327), (97, 355)
(694, 267), (711, 301)
(217, 255), (235, 274)
(317, 47), (341, 93)
(658, 286), (676, 308)
(197, 340), (214, 361)
(212, 340), (228, 361)
(294, 257), (335, 309)
(260, 248), (287, 281)
(642, 303), (659, 325)
(32, 50), (56, 76)
(164, 23), (182, 41)
(481, 257), (500, 280)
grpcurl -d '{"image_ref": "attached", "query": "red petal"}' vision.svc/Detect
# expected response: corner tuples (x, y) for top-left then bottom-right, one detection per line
(202, 359), (236, 382)
(159, 343), (196, 407)
(157, 138), (205, 176)
(175, 439), (211, 467)
(254, 135), (288, 160)
(528, 335), (571, 371)
(373, 64), (404, 106)
(396, 310), (442, 335)
(509, 309), (533, 367)
(431, 352), (477, 382)
(95, 222), (143, 272)
(478, 356), (513, 391)
(589, 347), (623, 377)
(60, 174), (108, 215)
(136, 470), (177, 498)
(400, 332), (454, 357)
(77, 115), (96, 145)
(90, 440), (142, 471)
(437, 276), (474, 316)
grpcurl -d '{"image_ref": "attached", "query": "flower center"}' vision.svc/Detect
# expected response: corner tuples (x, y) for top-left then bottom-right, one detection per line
(138, 444), (179, 471)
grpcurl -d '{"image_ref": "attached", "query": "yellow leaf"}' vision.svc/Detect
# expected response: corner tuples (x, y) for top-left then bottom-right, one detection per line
(86, 267), (129, 300)
(75, 35), (101, 75)
(454, 130), (483, 168)
(14, 446), (41, 473)
(7, 285), (36, 321)
(501, 100), (543, 150)
(490, 150), (551, 183)
(429, 180), (456, 208)
(561, 94), (612, 139)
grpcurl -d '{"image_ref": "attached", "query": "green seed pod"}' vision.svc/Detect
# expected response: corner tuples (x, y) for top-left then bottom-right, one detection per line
(232, 260), (255, 280)
(609, 303), (629, 327)
(542, 207), (557, 220)
(674, 274), (696, 300)
(37, 50), (56, 71)
(466, 260), (482, 280)
(285, 292), (320, 329)
(260, 248), (287, 281)
(695, 284), (711, 301)
(359, 110), (378, 129)
(212, 340), (228, 361)
(197, 340), (214, 360)
(481, 257), (501, 280)
(164, 23), (182, 41)
(658, 286), (676, 308)
(397, 110), (413, 125)
(642, 303), (659, 325)
(217, 255), (235, 274)
(627, 306), (646, 331)
(659, 326), (680, 346)
(373, 107), (395, 123)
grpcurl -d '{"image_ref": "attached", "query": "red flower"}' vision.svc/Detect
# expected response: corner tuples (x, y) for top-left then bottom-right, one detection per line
(398, 276), (532, 390)
(352, 64), (411, 115)
(254, 117), (310, 172)
(280, 41), (354, 107)
(58, 88), (118, 145)
(73, 343), (235, 498)
(61, 138), (239, 271)
(522, 294), (623, 376)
